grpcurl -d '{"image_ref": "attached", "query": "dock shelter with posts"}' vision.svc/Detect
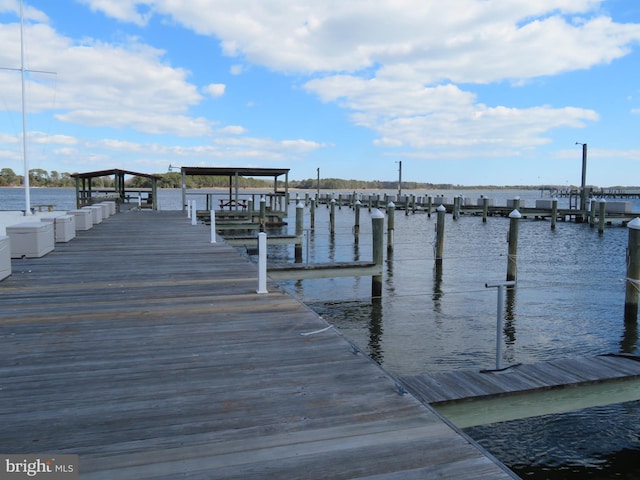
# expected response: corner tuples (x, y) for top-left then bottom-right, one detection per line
(180, 166), (291, 226)
(70, 169), (161, 210)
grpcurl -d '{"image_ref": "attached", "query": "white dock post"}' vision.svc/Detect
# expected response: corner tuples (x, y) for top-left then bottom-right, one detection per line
(257, 232), (268, 294)
(191, 201), (197, 225)
(187, 200), (192, 218)
(210, 210), (216, 243)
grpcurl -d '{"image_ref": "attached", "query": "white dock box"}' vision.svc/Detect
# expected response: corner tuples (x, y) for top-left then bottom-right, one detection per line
(96, 202), (111, 218)
(82, 206), (103, 224)
(535, 199), (555, 209)
(507, 198), (525, 208)
(40, 215), (76, 242)
(102, 201), (116, 215)
(0, 235), (10, 280)
(6, 221), (55, 258)
(606, 201), (632, 214)
(477, 197), (495, 206)
(67, 210), (93, 230)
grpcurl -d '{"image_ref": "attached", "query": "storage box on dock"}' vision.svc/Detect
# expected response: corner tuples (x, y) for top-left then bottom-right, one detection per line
(40, 215), (76, 242)
(605, 201), (632, 214)
(535, 199), (555, 209)
(6, 222), (55, 258)
(507, 198), (525, 208)
(67, 209), (93, 230)
(81, 206), (103, 224)
(94, 203), (110, 219)
(0, 235), (10, 280)
(100, 201), (116, 215)
(476, 197), (495, 206)
(433, 196), (448, 205)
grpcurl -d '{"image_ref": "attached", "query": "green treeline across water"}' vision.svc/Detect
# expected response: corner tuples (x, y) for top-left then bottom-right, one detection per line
(1, 167), (561, 190)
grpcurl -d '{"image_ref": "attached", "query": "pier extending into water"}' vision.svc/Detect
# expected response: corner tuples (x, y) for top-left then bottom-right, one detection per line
(0, 209), (516, 479)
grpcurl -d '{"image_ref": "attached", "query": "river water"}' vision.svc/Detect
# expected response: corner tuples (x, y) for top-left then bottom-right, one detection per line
(2, 186), (640, 478)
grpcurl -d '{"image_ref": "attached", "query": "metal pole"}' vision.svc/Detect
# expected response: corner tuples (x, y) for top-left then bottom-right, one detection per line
(486, 280), (516, 370)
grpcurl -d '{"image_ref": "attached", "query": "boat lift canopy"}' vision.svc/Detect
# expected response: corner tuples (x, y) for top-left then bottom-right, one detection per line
(179, 166), (290, 211)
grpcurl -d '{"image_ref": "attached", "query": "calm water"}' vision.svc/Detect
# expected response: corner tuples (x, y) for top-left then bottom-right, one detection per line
(3, 186), (640, 478)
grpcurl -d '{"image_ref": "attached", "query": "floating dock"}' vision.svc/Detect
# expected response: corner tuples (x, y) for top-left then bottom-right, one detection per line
(401, 355), (640, 428)
(0, 210), (516, 479)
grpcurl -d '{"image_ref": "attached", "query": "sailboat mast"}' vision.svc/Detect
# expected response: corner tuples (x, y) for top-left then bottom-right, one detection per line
(20, 0), (31, 215)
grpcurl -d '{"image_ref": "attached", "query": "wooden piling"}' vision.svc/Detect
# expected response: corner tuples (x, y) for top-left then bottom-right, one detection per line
(310, 198), (316, 230)
(295, 201), (304, 263)
(507, 209), (521, 282)
(453, 196), (460, 220)
(482, 197), (489, 223)
(625, 217), (640, 322)
(387, 201), (395, 252)
(330, 198), (336, 235)
(354, 200), (361, 244)
(551, 198), (558, 230)
(259, 196), (266, 228)
(372, 209), (385, 297)
(427, 196), (433, 218)
(435, 204), (446, 265)
(590, 200), (597, 227)
(598, 199), (606, 234)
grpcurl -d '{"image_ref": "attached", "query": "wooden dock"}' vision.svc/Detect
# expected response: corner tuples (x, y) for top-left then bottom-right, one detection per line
(401, 355), (640, 428)
(0, 210), (516, 479)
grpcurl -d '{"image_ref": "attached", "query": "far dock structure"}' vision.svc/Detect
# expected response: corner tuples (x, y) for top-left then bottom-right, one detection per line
(70, 168), (161, 209)
(0, 210), (516, 479)
(180, 166), (290, 227)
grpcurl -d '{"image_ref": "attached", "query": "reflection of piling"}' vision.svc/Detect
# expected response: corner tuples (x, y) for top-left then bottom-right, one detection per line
(551, 198), (558, 230)
(625, 218), (640, 322)
(372, 209), (385, 298)
(387, 201), (395, 252)
(354, 200), (361, 244)
(295, 201), (304, 263)
(435, 205), (446, 266)
(506, 209), (521, 282)
(598, 199), (606, 234)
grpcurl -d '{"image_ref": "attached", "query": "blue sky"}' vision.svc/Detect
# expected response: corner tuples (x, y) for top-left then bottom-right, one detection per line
(1, 1), (640, 186)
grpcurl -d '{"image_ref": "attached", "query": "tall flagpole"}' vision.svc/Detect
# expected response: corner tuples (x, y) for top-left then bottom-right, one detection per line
(20, 0), (31, 215)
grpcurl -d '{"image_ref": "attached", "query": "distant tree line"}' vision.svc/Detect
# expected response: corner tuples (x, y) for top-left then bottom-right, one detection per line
(2, 166), (566, 190)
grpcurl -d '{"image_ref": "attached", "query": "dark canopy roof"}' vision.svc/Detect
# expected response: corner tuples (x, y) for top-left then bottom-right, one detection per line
(180, 167), (290, 178)
(70, 168), (161, 179)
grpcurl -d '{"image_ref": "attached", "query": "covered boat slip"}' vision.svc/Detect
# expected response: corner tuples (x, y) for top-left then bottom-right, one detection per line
(180, 166), (290, 216)
(70, 169), (161, 210)
(0, 210), (515, 479)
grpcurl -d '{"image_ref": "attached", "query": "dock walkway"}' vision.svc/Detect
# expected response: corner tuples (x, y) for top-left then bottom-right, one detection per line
(0, 210), (516, 479)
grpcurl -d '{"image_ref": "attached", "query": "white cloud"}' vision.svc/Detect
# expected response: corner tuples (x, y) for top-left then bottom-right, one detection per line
(218, 125), (247, 135)
(204, 83), (226, 98)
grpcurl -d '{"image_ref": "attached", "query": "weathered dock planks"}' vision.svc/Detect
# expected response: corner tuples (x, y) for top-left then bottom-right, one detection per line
(0, 210), (516, 479)
(401, 355), (640, 427)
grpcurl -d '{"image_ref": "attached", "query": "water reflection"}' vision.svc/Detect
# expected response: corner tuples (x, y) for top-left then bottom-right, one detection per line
(620, 320), (638, 354)
(369, 297), (384, 363)
(432, 262), (443, 314)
